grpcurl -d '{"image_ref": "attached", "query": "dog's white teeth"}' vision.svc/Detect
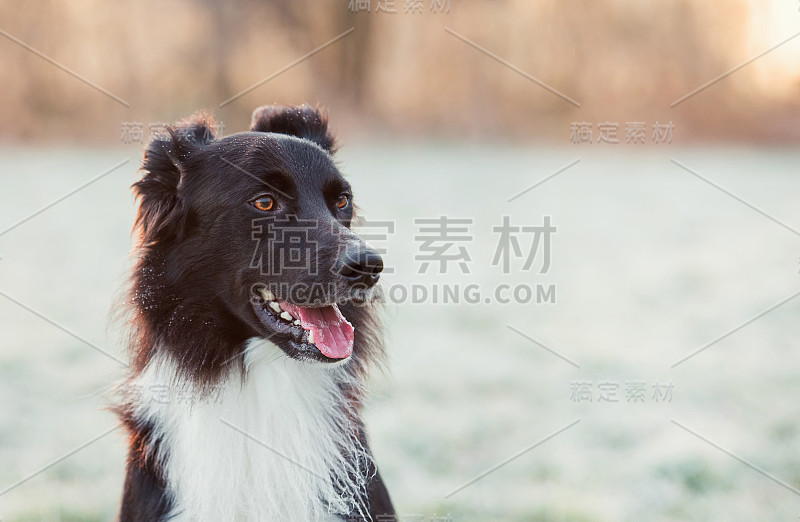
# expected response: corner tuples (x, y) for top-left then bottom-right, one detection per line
(268, 301), (281, 314)
(280, 311), (293, 322)
(307, 331), (315, 344)
(293, 319), (301, 326)
(260, 288), (276, 301)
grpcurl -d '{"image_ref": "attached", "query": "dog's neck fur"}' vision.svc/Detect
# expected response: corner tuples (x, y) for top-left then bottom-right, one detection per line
(129, 338), (373, 521)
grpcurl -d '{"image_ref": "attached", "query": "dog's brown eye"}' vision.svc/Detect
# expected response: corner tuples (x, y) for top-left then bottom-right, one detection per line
(336, 194), (349, 209)
(251, 196), (276, 212)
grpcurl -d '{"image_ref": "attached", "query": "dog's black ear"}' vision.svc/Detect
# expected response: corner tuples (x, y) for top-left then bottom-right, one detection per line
(250, 104), (336, 153)
(133, 113), (216, 243)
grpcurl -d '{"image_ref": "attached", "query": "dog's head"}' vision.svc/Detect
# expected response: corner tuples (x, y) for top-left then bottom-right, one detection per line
(131, 105), (382, 376)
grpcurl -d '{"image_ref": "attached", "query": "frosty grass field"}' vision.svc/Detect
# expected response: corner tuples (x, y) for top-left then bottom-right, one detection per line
(0, 143), (798, 521)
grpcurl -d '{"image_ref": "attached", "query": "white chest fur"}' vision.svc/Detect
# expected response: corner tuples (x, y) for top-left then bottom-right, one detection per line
(131, 338), (371, 521)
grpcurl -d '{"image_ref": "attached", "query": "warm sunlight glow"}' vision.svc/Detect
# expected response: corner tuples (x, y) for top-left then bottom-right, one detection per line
(745, 0), (800, 94)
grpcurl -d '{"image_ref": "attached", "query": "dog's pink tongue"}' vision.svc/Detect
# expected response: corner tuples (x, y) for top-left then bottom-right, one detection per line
(282, 303), (354, 359)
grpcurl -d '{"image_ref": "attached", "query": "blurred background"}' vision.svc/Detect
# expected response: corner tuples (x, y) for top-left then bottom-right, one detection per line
(1, 0), (799, 142)
(0, 1), (799, 520)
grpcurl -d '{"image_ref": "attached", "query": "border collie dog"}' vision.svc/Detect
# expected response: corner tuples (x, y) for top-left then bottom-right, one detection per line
(116, 105), (394, 521)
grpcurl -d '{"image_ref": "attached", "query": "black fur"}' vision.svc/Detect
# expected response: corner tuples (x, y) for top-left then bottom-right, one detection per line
(118, 410), (173, 521)
(251, 104), (337, 153)
(118, 105), (393, 520)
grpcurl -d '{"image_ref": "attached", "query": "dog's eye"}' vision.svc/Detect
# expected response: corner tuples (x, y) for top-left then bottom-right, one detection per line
(336, 194), (350, 210)
(251, 196), (276, 212)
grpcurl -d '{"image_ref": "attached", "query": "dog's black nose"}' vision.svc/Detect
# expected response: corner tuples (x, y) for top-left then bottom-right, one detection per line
(337, 246), (383, 287)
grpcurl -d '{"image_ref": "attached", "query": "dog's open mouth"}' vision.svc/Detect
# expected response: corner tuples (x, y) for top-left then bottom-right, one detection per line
(252, 287), (354, 361)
